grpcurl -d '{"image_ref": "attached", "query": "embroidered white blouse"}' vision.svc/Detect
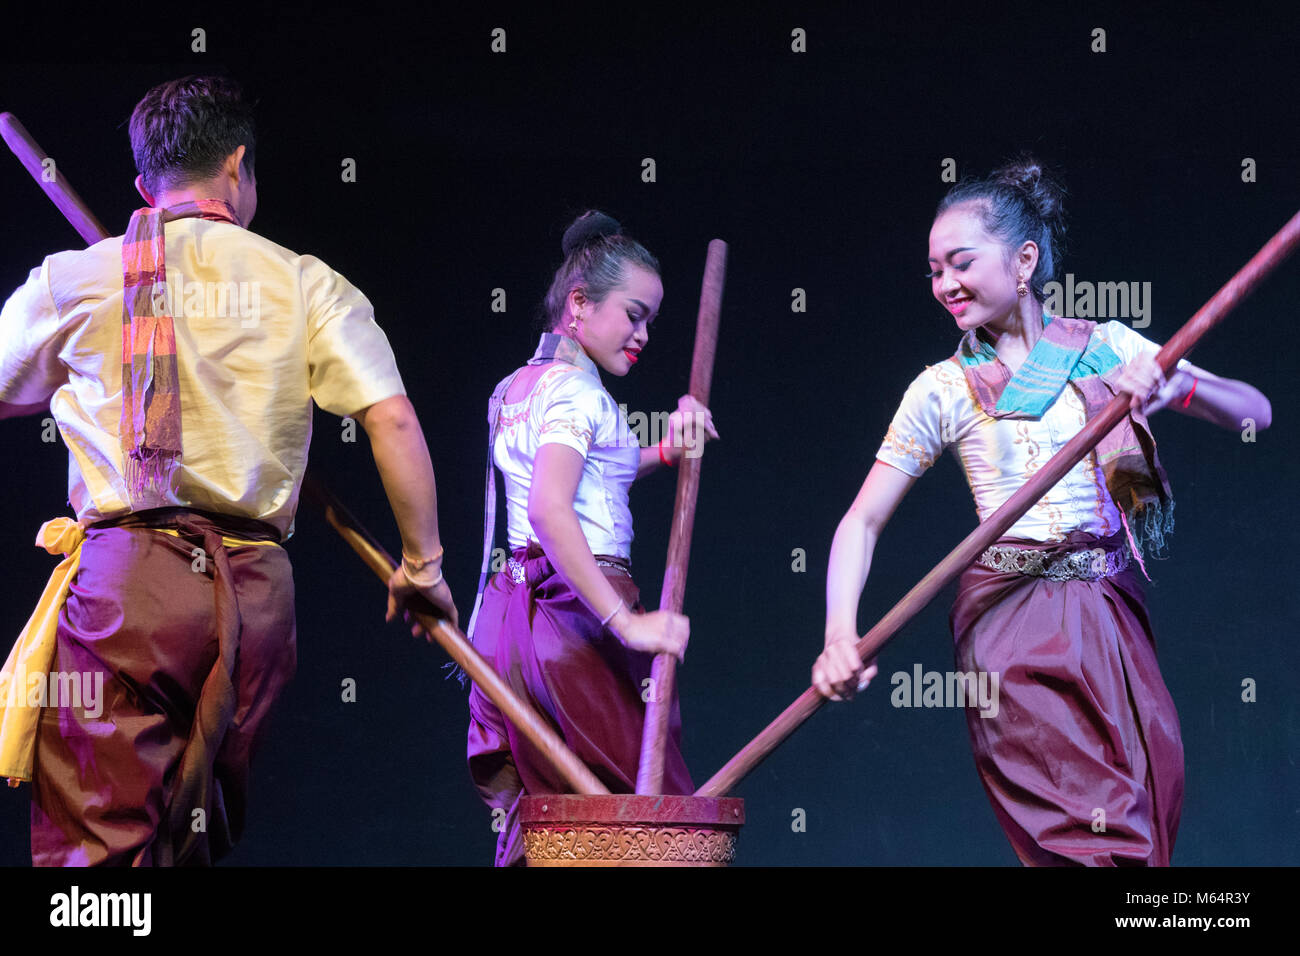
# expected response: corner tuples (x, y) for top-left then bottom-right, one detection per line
(874, 320), (1191, 543)
(494, 357), (640, 560)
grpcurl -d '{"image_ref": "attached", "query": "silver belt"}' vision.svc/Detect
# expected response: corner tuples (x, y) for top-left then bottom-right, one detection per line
(506, 555), (630, 585)
(977, 540), (1131, 582)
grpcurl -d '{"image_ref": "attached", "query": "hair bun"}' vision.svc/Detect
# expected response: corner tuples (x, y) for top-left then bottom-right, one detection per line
(561, 210), (622, 257)
(992, 154), (1065, 232)
(993, 156), (1043, 194)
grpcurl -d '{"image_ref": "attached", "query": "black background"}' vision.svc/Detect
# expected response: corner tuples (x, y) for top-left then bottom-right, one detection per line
(0, 2), (1295, 867)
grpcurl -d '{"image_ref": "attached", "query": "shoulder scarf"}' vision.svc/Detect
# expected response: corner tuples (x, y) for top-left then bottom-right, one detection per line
(955, 311), (1175, 566)
(120, 200), (243, 504)
(456, 333), (602, 683)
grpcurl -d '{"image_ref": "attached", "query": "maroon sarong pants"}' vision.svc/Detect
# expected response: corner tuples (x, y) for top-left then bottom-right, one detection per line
(467, 542), (693, 866)
(949, 527), (1184, 866)
(30, 508), (296, 866)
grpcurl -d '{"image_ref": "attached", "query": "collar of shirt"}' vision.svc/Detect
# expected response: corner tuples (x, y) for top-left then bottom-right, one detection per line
(528, 332), (601, 383)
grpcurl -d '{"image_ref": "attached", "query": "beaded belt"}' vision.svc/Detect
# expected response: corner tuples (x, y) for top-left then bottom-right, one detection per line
(506, 555), (631, 584)
(976, 540), (1131, 582)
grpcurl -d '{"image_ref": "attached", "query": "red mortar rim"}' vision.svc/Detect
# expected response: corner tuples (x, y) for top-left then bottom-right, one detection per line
(519, 794), (745, 826)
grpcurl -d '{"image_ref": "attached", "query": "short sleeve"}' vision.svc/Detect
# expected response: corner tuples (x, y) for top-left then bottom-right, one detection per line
(1100, 321), (1192, 374)
(303, 256), (406, 417)
(875, 367), (946, 477)
(537, 370), (617, 459)
(0, 260), (66, 405)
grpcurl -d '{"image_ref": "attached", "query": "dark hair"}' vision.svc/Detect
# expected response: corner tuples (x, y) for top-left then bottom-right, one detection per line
(935, 155), (1067, 301)
(535, 210), (660, 333)
(129, 75), (256, 195)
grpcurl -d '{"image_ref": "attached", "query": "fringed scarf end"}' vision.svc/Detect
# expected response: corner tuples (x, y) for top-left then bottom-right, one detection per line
(1134, 496), (1176, 560)
(441, 660), (469, 689)
(125, 448), (181, 504)
(1119, 497), (1175, 584)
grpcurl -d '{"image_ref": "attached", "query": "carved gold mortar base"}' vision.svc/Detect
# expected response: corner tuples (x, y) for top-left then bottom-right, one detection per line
(519, 794), (746, 867)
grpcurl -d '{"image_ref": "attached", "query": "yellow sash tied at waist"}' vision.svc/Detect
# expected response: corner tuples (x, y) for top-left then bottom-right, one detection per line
(0, 517), (278, 787)
(0, 518), (87, 785)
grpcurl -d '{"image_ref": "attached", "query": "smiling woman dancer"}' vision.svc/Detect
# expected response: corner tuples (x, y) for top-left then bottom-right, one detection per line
(812, 157), (1271, 866)
(465, 210), (718, 866)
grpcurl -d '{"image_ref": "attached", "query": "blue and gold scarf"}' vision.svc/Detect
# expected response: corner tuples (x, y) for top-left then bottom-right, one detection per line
(956, 312), (1175, 563)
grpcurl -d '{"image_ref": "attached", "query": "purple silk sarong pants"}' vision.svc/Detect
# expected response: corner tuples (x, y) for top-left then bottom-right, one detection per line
(949, 527), (1184, 866)
(29, 507), (295, 866)
(467, 541), (693, 866)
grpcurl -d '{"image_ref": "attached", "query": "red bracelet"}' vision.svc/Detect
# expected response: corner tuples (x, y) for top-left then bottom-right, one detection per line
(1180, 376), (1199, 409)
(658, 436), (676, 467)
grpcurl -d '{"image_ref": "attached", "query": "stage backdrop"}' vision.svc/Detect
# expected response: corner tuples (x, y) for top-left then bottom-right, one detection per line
(0, 5), (1294, 865)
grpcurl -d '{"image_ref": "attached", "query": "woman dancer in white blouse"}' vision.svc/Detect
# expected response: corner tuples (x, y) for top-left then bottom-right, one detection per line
(813, 158), (1271, 865)
(465, 210), (718, 866)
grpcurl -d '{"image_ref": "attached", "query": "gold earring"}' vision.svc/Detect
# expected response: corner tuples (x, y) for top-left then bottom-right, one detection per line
(568, 312), (582, 333)
(1016, 276), (1029, 297)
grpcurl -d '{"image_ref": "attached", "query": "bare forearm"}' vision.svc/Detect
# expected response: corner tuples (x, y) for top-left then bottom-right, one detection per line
(636, 436), (687, 479)
(825, 515), (878, 643)
(635, 398), (716, 480)
(636, 443), (666, 479)
(531, 507), (625, 624)
(1179, 374), (1271, 431)
(362, 398), (442, 559)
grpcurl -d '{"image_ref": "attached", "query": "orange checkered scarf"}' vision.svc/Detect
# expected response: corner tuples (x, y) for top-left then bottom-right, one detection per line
(120, 200), (242, 502)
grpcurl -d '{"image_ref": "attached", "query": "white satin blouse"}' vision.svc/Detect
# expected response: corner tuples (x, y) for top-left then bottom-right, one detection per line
(494, 359), (640, 560)
(874, 320), (1191, 543)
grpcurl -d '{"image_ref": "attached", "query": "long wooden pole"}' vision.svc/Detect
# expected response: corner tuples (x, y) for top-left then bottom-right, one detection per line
(697, 207), (1300, 798)
(635, 239), (727, 793)
(1, 110), (610, 797)
(299, 475), (609, 795)
(0, 113), (109, 244)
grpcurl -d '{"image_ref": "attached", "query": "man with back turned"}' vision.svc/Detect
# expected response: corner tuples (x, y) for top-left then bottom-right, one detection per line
(0, 75), (456, 865)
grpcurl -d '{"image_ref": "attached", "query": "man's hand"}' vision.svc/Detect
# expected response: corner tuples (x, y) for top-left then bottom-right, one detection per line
(385, 565), (459, 641)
